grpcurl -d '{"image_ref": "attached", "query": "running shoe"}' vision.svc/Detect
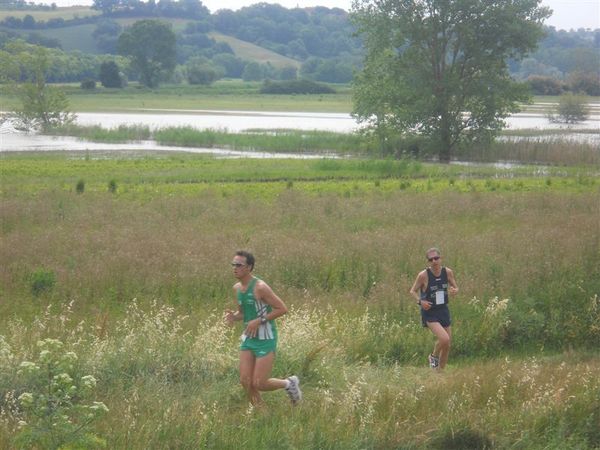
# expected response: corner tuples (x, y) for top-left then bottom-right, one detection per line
(428, 354), (439, 369)
(285, 375), (302, 405)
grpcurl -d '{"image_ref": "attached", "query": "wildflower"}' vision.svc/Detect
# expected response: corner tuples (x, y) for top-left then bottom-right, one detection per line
(18, 392), (34, 407)
(53, 373), (73, 385)
(18, 361), (40, 375)
(81, 375), (97, 390)
(89, 402), (109, 414)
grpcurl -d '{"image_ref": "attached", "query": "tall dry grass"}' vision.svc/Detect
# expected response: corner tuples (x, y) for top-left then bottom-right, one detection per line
(0, 302), (598, 449)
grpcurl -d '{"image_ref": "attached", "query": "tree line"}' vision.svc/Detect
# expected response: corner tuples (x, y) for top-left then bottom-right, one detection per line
(1, 0), (598, 89)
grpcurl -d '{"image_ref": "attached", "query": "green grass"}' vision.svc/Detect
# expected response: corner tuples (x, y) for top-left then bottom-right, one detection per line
(1, 152), (599, 449)
(0, 80), (353, 113)
(0, 6), (99, 21)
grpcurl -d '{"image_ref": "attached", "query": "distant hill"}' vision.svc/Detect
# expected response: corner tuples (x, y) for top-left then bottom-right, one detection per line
(208, 32), (300, 69)
(0, 11), (302, 68)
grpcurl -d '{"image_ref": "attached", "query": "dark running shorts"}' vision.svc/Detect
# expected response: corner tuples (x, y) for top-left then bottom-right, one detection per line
(421, 304), (452, 328)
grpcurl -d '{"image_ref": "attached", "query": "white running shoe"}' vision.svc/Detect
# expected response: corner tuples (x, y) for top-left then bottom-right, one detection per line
(285, 375), (302, 405)
(428, 354), (439, 369)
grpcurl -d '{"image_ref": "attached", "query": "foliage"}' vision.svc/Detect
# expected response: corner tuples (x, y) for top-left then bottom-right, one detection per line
(300, 56), (355, 83)
(548, 93), (590, 123)
(14, 339), (108, 449)
(527, 75), (564, 95)
(568, 71), (600, 96)
(351, 0), (551, 162)
(92, 18), (121, 54)
(241, 61), (263, 81)
(117, 19), (176, 88)
(92, 0), (210, 20)
(185, 56), (223, 85)
(98, 60), (123, 88)
(260, 79), (336, 95)
(0, 42), (76, 131)
(80, 78), (96, 90)
(212, 3), (362, 61)
(28, 268), (56, 296)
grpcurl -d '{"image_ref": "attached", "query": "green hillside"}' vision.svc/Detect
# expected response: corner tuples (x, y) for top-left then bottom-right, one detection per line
(0, 6), (99, 21)
(209, 31), (300, 69)
(39, 23), (99, 53)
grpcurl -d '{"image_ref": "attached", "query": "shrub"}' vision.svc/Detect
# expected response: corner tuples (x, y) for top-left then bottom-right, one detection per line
(187, 65), (221, 85)
(29, 268), (56, 296)
(548, 93), (590, 124)
(99, 61), (123, 88)
(15, 339), (108, 449)
(76, 179), (85, 193)
(567, 71), (600, 96)
(80, 78), (96, 90)
(108, 179), (117, 193)
(527, 75), (563, 95)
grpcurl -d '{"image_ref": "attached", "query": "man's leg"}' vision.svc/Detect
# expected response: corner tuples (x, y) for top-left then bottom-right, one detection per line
(427, 322), (451, 370)
(240, 350), (262, 405)
(252, 352), (287, 392)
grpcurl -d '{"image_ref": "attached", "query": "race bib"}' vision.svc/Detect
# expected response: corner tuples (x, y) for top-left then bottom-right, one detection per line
(435, 290), (445, 305)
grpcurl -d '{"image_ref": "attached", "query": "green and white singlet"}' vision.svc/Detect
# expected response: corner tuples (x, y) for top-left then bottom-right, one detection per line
(237, 277), (277, 341)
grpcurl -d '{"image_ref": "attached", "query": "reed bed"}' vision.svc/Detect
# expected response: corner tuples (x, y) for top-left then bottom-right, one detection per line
(48, 124), (600, 166)
(0, 154), (598, 448)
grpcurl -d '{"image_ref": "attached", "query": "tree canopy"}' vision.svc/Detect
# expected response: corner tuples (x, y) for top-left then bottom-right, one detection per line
(117, 19), (176, 88)
(0, 42), (76, 131)
(351, 0), (551, 161)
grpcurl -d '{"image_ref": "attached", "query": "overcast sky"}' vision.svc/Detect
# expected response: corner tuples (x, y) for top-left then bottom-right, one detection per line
(40, 0), (600, 31)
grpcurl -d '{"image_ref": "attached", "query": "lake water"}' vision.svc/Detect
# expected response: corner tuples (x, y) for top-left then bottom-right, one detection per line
(1, 108), (598, 154)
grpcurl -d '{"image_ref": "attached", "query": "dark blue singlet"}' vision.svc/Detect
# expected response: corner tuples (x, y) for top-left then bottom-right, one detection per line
(420, 267), (451, 328)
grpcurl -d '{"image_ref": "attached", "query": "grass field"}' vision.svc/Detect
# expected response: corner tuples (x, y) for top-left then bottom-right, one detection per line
(0, 81), (354, 113)
(0, 152), (599, 448)
(0, 6), (99, 21)
(4, 81), (598, 116)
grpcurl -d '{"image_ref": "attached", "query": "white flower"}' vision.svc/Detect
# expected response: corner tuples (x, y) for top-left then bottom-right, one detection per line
(18, 392), (34, 407)
(81, 375), (97, 389)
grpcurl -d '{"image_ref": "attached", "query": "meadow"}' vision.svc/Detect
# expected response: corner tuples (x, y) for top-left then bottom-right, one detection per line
(6, 81), (597, 114)
(0, 81), (353, 113)
(0, 151), (599, 449)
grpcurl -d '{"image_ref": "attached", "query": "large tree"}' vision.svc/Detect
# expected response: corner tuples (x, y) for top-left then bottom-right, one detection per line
(351, 0), (551, 161)
(118, 19), (176, 88)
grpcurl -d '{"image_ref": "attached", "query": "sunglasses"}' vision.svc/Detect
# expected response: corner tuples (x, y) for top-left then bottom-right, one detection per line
(231, 262), (247, 268)
(427, 256), (440, 262)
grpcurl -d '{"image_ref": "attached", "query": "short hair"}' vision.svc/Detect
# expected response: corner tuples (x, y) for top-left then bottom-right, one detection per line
(426, 247), (441, 258)
(235, 250), (255, 270)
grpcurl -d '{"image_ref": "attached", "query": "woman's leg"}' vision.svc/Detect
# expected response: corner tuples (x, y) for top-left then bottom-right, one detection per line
(427, 322), (451, 370)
